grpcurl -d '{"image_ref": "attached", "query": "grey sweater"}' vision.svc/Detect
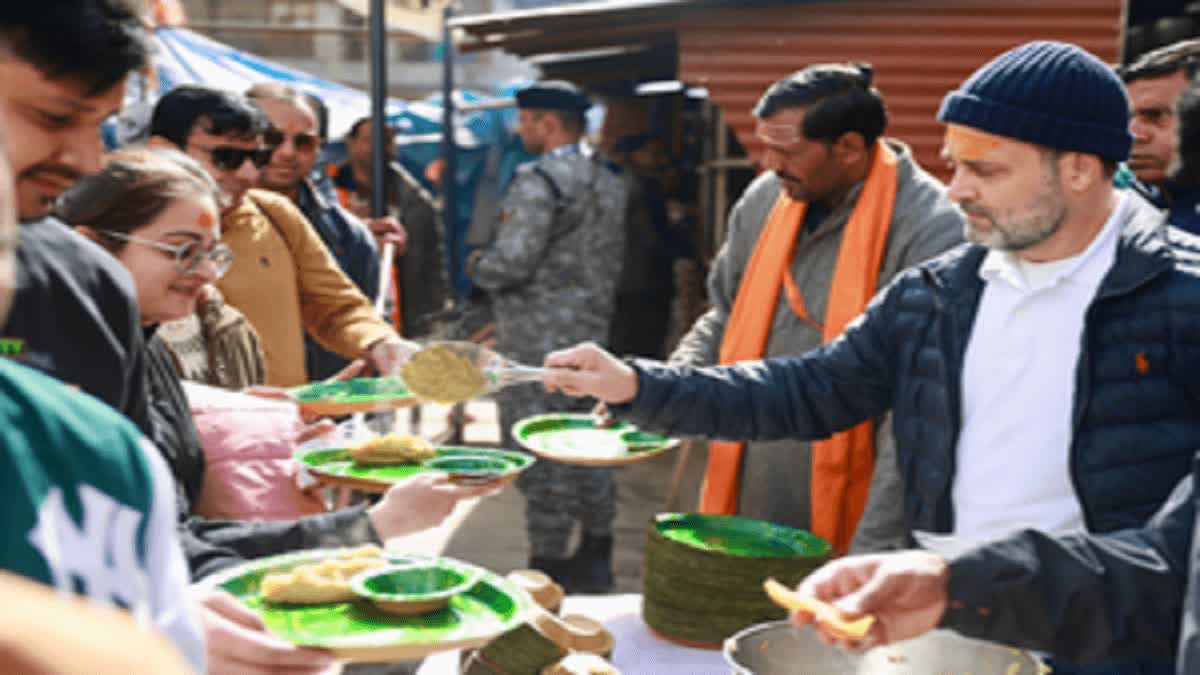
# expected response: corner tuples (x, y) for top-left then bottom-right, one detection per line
(670, 139), (964, 552)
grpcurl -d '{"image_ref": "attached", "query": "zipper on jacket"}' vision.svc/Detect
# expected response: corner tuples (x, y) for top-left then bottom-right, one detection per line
(920, 267), (965, 533)
(1068, 304), (1095, 532)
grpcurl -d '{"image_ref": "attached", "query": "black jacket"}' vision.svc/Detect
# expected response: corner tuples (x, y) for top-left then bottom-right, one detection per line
(144, 333), (380, 580)
(3, 218), (150, 433)
(617, 194), (1200, 539)
(943, 455), (1196, 671)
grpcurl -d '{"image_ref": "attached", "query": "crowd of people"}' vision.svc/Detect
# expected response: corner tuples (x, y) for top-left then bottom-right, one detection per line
(7, 1), (1200, 674)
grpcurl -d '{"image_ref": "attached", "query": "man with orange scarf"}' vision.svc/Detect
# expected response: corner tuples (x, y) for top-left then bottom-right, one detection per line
(668, 64), (963, 553)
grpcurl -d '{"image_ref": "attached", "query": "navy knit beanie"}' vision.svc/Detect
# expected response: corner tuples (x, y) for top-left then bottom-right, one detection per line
(938, 41), (1132, 161)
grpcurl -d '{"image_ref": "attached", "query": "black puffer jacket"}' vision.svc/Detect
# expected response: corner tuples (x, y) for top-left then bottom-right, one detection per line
(6, 218), (150, 434)
(618, 194), (1200, 539)
(941, 459), (1195, 669)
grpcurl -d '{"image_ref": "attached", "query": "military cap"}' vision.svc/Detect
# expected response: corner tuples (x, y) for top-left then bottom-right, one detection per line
(515, 80), (592, 112)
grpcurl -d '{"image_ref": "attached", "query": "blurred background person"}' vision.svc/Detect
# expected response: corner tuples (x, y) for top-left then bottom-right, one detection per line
(246, 82), (392, 380)
(467, 81), (626, 592)
(1121, 39), (1200, 232)
(606, 133), (681, 360)
(334, 116), (449, 339)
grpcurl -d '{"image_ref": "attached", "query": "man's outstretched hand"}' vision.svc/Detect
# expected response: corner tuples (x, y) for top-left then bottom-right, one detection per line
(792, 551), (950, 652)
(542, 342), (638, 404)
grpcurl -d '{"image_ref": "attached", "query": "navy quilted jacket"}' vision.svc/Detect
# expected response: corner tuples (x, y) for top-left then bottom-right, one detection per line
(619, 194), (1200, 537)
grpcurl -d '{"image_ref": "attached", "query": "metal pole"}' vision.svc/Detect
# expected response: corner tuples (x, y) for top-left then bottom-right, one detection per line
(364, 0), (393, 440)
(368, 0), (395, 318)
(440, 5), (459, 299)
(369, 0), (389, 219)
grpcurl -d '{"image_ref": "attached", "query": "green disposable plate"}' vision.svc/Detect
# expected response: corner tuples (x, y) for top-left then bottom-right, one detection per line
(654, 513), (831, 559)
(290, 377), (417, 415)
(512, 413), (680, 466)
(297, 446), (534, 492)
(202, 549), (533, 663)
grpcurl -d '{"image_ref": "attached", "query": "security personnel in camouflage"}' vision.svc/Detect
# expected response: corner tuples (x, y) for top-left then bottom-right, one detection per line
(467, 81), (626, 592)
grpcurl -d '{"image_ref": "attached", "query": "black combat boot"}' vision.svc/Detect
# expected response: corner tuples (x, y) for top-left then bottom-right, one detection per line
(527, 555), (575, 589)
(564, 534), (614, 594)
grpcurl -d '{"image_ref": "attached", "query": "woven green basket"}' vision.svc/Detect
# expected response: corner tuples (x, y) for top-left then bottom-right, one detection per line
(642, 513), (831, 647)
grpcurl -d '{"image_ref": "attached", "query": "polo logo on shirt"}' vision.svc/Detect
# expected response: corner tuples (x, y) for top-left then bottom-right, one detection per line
(1135, 352), (1150, 375)
(28, 485), (146, 612)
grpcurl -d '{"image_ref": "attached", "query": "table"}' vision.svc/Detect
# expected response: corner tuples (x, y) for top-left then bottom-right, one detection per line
(418, 593), (730, 674)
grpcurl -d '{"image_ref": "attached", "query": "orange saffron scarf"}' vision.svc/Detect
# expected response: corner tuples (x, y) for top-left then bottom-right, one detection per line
(699, 140), (898, 554)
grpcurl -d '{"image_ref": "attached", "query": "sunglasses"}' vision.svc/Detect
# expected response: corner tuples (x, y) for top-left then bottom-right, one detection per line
(263, 127), (320, 152)
(102, 231), (235, 278)
(192, 143), (274, 171)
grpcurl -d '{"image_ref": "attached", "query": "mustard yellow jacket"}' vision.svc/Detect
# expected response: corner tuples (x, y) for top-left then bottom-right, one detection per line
(218, 189), (393, 387)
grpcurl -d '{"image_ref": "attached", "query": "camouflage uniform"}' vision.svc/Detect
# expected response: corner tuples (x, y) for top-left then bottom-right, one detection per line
(469, 143), (626, 558)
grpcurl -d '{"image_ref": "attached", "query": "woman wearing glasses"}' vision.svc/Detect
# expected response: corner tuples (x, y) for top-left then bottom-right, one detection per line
(57, 145), (263, 389)
(53, 147), (497, 673)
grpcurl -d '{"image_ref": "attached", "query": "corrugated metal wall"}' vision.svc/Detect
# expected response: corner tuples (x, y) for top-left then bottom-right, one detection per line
(678, 0), (1123, 179)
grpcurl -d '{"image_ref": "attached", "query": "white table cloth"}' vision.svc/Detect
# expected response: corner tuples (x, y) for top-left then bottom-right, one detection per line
(418, 593), (731, 674)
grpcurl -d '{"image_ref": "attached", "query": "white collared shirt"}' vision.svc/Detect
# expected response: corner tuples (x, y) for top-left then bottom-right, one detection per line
(950, 193), (1127, 545)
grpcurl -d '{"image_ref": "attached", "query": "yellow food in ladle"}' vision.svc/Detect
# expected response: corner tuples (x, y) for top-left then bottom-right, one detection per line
(762, 577), (875, 640)
(401, 344), (488, 404)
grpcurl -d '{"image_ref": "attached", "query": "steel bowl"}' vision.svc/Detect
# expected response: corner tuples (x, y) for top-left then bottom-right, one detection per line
(724, 620), (1044, 674)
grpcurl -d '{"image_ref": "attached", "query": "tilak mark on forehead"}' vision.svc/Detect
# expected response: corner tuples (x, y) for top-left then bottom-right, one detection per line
(944, 124), (1005, 161)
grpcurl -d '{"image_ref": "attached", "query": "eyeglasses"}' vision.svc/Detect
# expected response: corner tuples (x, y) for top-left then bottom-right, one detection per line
(263, 127), (320, 153)
(102, 231), (234, 278)
(191, 144), (274, 171)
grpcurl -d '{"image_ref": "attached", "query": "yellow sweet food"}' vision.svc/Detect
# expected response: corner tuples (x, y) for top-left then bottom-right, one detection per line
(401, 344), (487, 404)
(350, 435), (437, 466)
(762, 577), (875, 640)
(261, 546), (389, 604)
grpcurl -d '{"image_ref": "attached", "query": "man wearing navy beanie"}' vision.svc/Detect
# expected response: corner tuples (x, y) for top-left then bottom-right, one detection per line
(762, 42), (1193, 675)
(939, 41), (1133, 165)
(541, 41), (1200, 673)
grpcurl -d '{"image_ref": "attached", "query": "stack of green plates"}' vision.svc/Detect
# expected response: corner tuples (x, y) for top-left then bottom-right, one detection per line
(642, 513), (831, 648)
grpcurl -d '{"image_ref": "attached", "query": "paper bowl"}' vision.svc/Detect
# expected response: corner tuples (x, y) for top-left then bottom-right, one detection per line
(422, 455), (511, 484)
(352, 564), (477, 616)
